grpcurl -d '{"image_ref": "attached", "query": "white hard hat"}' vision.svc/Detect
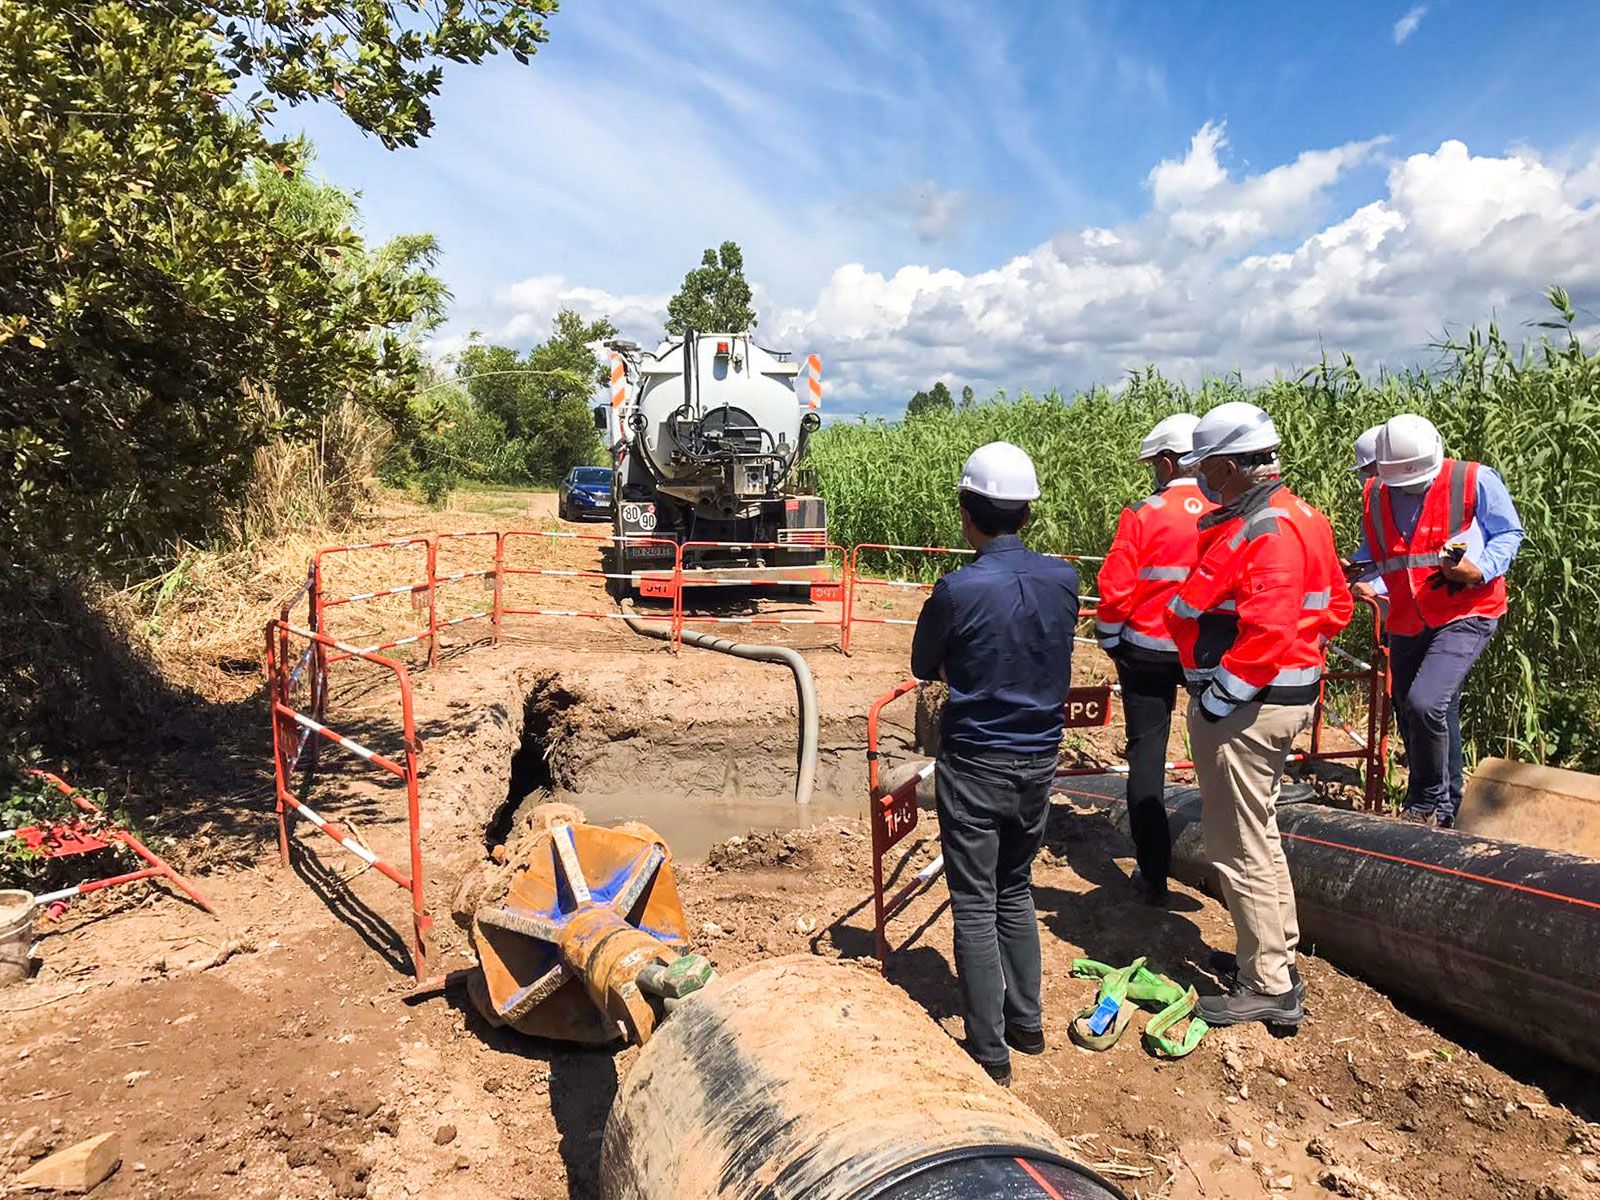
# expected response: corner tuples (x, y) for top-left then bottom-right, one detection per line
(1139, 413), (1202, 461)
(1352, 425), (1383, 474)
(1180, 402), (1281, 468)
(959, 441), (1039, 506)
(1376, 414), (1444, 488)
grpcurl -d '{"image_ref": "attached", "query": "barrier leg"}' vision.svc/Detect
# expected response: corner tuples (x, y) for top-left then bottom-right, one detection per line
(492, 533), (505, 646)
(426, 536), (440, 668)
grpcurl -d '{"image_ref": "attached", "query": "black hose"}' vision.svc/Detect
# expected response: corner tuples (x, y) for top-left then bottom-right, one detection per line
(620, 603), (818, 806)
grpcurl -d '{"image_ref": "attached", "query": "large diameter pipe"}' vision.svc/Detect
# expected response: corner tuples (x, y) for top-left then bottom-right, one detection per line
(1124, 789), (1600, 1072)
(621, 606), (819, 806)
(601, 956), (1124, 1200)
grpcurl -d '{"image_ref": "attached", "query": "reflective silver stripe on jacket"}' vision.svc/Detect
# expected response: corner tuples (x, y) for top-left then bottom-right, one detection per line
(1200, 687), (1237, 719)
(1301, 589), (1332, 611)
(1374, 551), (1441, 575)
(1186, 664), (1322, 691)
(1138, 565), (1191, 582)
(1228, 506), (1289, 549)
(1211, 665), (1261, 703)
(1094, 619), (1124, 650)
(1121, 627), (1179, 653)
(1168, 595), (1205, 620)
(1169, 595), (1233, 619)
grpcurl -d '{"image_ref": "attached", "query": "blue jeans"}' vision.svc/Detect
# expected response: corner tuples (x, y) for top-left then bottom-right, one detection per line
(1389, 618), (1498, 822)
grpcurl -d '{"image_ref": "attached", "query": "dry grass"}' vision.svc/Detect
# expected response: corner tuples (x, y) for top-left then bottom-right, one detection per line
(130, 486), (551, 703)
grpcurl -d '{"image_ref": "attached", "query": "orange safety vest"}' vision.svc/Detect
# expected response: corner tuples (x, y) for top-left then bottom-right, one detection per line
(1362, 459), (1508, 638)
(1094, 479), (1213, 658)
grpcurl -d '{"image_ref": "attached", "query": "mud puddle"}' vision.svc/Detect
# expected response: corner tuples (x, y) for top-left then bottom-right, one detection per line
(514, 787), (863, 861)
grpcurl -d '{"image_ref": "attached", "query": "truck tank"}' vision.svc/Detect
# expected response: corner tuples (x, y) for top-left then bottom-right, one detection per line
(598, 332), (828, 591)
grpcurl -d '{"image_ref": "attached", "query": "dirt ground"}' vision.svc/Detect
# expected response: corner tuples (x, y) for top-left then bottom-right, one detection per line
(2, 489), (1596, 1200)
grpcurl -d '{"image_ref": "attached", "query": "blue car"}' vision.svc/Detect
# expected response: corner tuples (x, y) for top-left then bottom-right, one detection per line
(558, 466), (614, 522)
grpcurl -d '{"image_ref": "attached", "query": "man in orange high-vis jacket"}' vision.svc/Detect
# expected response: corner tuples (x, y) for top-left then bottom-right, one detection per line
(1360, 414), (1523, 827)
(1094, 413), (1213, 906)
(1165, 402), (1353, 1030)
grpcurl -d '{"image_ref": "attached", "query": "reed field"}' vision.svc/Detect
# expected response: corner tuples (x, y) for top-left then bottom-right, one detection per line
(810, 298), (1600, 770)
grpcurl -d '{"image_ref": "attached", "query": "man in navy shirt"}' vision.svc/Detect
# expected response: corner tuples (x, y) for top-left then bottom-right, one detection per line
(911, 442), (1079, 1086)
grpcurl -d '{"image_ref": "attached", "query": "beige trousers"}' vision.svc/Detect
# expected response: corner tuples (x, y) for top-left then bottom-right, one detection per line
(1187, 698), (1315, 996)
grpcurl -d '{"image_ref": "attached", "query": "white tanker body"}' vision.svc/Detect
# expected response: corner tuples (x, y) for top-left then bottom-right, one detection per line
(599, 331), (828, 591)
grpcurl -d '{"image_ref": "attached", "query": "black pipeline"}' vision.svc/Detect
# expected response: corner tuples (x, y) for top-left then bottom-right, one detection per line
(1140, 789), (1600, 1072)
(600, 956), (1125, 1200)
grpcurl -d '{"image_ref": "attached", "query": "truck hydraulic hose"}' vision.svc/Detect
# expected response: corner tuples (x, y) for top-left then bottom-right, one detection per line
(620, 604), (818, 806)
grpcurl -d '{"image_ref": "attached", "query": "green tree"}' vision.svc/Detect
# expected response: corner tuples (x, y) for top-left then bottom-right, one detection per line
(455, 309), (614, 484)
(208, 0), (556, 148)
(961, 384), (976, 408)
(906, 381), (956, 420)
(0, 0), (546, 567)
(664, 241), (757, 336)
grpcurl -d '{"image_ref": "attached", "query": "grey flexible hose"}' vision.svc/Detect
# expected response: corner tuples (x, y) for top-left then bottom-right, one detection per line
(620, 603), (818, 806)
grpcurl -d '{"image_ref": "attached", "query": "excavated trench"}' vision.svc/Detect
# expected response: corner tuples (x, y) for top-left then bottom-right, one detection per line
(486, 677), (907, 863)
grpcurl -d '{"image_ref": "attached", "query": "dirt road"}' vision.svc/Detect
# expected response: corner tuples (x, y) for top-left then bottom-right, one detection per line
(2, 489), (1595, 1200)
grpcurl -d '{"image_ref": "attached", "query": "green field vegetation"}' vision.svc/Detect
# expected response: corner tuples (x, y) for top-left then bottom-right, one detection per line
(811, 293), (1600, 770)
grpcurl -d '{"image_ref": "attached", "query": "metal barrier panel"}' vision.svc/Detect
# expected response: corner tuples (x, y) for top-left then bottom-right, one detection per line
(671, 540), (849, 651)
(21, 770), (215, 913)
(313, 536), (436, 666)
(266, 619), (436, 984)
(498, 529), (679, 628)
(432, 530), (502, 655)
(842, 544), (1103, 654)
(864, 681), (937, 961)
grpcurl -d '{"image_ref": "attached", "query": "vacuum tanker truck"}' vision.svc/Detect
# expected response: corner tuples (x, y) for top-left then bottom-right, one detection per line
(595, 331), (829, 596)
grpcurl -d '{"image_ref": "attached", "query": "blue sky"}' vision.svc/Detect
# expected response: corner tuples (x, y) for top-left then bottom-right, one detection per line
(287, 1), (1600, 414)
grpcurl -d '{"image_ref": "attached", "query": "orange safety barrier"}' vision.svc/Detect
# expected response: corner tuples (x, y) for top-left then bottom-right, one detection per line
(266, 619), (436, 984)
(670, 540), (848, 650)
(276, 529), (1389, 983)
(313, 536), (437, 665)
(498, 529), (679, 626)
(841, 543), (1103, 654)
(13, 771), (215, 914)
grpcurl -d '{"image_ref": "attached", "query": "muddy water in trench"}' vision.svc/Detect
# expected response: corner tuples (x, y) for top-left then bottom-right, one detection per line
(517, 787), (865, 861)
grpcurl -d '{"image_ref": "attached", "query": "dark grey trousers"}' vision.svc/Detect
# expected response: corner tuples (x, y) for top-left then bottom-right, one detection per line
(1390, 617), (1498, 822)
(935, 747), (1058, 1067)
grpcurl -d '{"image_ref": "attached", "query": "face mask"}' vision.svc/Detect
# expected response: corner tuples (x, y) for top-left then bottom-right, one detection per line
(1398, 480), (1431, 494)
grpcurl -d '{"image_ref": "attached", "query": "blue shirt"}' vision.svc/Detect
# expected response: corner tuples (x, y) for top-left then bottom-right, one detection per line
(910, 535), (1080, 757)
(1352, 466), (1524, 582)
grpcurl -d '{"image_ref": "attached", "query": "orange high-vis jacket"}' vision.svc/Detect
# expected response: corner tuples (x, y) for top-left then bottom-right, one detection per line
(1095, 479), (1214, 659)
(1165, 483), (1353, 721)
(1361, 459), (1508, 637)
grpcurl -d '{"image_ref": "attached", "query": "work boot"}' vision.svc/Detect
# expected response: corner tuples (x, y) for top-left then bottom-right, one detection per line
(1400, 807), (1435, 826)
(980, 1060), (1013, 1087)
(1005, 1025), (1045, 1056)
(1206, 951), (1304, 1006)
(1197, 982), (1305, 1029)
(1130, 869), (1170, 907)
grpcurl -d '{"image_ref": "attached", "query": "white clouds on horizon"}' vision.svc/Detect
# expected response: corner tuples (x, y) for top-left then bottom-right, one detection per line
(1393, 5), (1429, 44)
(461, 131), (1600, 412)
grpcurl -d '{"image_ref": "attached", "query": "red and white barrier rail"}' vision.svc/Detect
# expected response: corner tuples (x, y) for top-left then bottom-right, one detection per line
(842, 543), (1101, 653)
(266, 620), (435, 985)
(21, 770), (215, 914)
(670, 540), (847, 649)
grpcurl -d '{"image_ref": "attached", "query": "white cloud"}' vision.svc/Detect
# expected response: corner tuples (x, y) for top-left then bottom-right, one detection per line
(905, 182), (971, 243)
(469, 130), (1600, 415)
(1393, 5), (1429, 44)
